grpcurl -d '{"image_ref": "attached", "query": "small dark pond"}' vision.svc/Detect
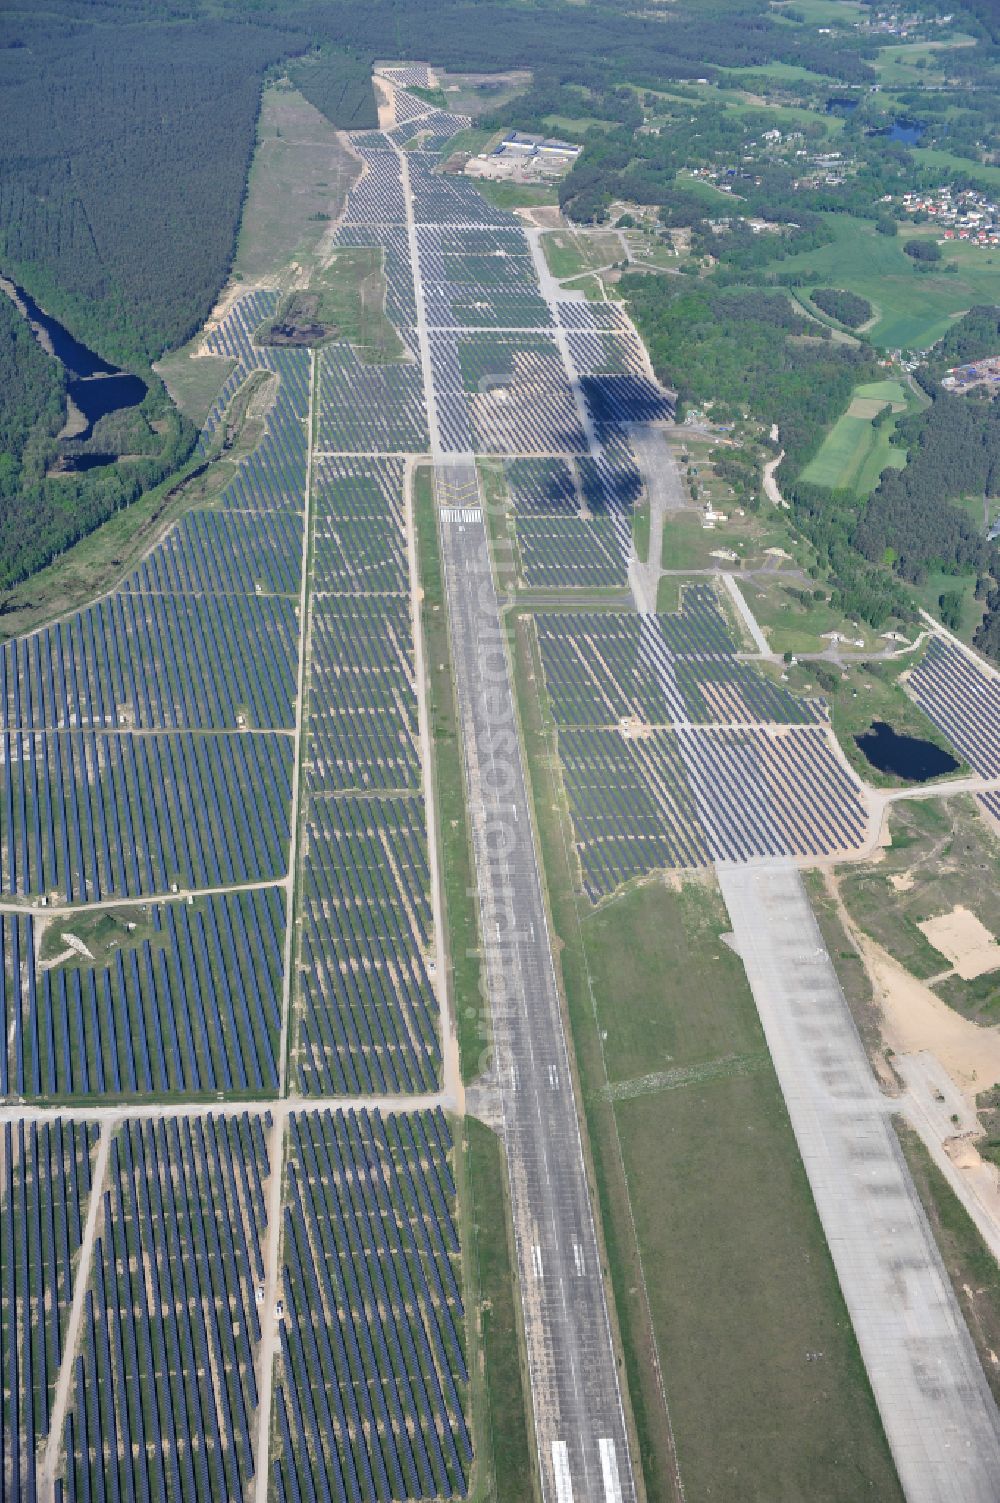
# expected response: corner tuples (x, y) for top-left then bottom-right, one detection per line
(3, 277), (146, 442)
(826, 96), (859, 114)
(52, 451), (120, 474)
(854, 720), (959, 782)
(874, 118), (926, 145)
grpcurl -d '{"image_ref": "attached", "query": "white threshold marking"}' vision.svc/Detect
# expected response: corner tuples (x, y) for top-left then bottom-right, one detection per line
(548, 1064), (560, 1090)
(573, 1242), (585, 1277)
(531, 1243), (544, 1279)
(552, 1440), (575, 1503)
(439, 505), (482, 523)
(599, 1438), (624, 1503)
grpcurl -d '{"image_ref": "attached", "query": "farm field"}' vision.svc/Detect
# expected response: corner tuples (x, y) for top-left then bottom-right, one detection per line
(775, 215), (1000, 350)
(799, 379), (911, 495)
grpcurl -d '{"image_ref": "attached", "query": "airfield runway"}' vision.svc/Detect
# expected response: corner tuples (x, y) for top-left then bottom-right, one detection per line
(436, 461), (637, 1503)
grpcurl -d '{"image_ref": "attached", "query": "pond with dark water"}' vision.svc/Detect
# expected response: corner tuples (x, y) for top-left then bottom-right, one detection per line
(854, 720), (959, 782)
(2, 277), (147, 447)
(878, 118), (926, 145)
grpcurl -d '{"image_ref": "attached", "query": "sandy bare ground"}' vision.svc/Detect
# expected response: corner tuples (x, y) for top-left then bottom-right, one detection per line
(515, 205), (566, 230)
(873, 943), (1000, 1096)
(762, 451), (787, 507)
(375, 76), (397, 131)
(918, 905), (1000, 981)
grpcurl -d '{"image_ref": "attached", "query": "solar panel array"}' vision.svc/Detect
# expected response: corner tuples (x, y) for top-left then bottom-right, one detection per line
(0, 890), (284, 1100)
(908, 638), (1000, 777)
(271, 1109), (471, 1503)
(294, 448), (440, 1096)
(535, 602), (821, 726)
(533, 591), (866, 896)
(61, 1115), (271, 1503)
(0, 592), (298, 731)
(0, 72), (510, 1500)
(0, 728), (291, 901)
(0, 53), (880, 1500)
(0, 1119), (98, 1503)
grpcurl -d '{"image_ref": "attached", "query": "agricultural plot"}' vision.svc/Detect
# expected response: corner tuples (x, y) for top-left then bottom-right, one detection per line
(312, 456), (409, 595)
(0, 729), (291, 900)
(0, 591), (297, 731)
(306, 596), (420, 792)
(908, 639), (1000, 778)
(0, 888), (284, 1100)
(799, 379), (910, 497)
(297, 797), (439, 1095)
(0, 1119), (98, 1503)
(60, 1114), (272, 1503)
(316, 345), (427, 453)
(269, 1109), (471, 1503)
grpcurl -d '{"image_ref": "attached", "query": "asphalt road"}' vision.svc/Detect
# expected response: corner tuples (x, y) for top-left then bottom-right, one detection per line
(720, 863), (1000, 1503)
(436, 463), (636, 1503)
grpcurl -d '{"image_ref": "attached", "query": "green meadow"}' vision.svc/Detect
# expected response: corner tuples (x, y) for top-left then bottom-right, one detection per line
(776, 216), (1000, 350)
(800, 378), (911, 494)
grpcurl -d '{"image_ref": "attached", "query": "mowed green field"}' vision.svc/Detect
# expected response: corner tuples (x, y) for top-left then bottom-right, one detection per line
(776, 216), (1000, 350)
(800, 379), (910, 494)
(541, 229), (623, 280)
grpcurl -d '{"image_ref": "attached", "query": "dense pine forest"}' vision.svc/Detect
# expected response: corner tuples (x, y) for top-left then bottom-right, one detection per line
(0, 295), (65, 502)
